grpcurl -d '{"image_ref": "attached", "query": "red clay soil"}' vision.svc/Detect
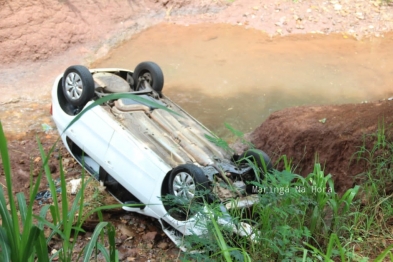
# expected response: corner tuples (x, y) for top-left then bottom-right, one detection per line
(0, 0), (225, 65)
(248, 100), (393, 193)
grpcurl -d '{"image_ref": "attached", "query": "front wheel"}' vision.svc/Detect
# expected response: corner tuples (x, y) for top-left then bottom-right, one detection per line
(239, 149), (272, 180)
(62, 65), (95, 107)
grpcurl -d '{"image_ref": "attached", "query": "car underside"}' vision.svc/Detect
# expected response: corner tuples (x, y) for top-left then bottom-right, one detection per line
(51, 62), (272, 249)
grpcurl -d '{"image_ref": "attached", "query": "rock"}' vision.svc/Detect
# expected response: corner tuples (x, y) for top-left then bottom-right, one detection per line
(49, 163), (57, 173)
(334, 4), (342, 11)
(115, 237), (123, 245)
(128, 248), (141, 257)
(157, 241), (169, 250)
(121, 214), (133, 220)
(67, 178), (82, 195)
(356, 12), (365, 20)
(142, 231), (158, 243)
(16, 169), (29, 178)
(118, 247), (132, 261)
(33, 168), (40, 177)
(118, 224), (135, 237)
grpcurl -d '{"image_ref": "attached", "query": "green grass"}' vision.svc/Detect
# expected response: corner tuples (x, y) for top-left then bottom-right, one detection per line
(180, 123), (393, 261)
(0, 120), (120, 261)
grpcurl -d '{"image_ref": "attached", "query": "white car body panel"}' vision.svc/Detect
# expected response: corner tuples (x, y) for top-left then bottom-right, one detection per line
(51, 66), (265, 249)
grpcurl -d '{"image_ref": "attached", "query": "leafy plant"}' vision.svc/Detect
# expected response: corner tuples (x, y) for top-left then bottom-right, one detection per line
(0, 120), (123, 261)
(178, 140), (366, 261)
(0, 121), (49, 262)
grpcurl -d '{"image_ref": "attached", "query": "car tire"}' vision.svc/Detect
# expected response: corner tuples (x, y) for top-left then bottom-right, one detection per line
(62, 65), (95, 107)
(167, 164), (211, 220)
(168, 164), (211, 202)
(239, 149), (272, 180)
(133, 61), (164, 93)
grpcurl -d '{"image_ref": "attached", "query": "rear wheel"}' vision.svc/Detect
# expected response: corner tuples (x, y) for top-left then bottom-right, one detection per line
(133, 61), (164, 93)
(62, 65), (95, 107)
(168, 164), (210, 201)
(167, 164), (211, 220)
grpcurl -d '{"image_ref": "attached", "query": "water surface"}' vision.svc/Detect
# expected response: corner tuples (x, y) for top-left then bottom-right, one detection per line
(93, 23), (393, 139)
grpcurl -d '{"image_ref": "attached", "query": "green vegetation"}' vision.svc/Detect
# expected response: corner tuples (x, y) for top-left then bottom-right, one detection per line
(0, 120), (121, 261)
(1, 98), (393, 260)
(178, 123), (393, 261)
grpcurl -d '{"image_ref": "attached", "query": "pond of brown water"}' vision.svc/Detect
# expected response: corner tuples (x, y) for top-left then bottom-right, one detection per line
(92, 23), (393, 140)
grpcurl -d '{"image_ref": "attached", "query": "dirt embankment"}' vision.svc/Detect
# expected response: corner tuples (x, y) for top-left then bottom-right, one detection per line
(246, 101), (393, 193)
(0, 0), (225, 65)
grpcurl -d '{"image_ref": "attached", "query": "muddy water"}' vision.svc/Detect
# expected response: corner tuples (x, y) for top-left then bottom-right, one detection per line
(92, 23), (393, 140)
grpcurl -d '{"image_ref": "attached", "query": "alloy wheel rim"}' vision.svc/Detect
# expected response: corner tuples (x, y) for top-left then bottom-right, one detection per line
(65, 72), (83, 100)
(172, 172), (195, 200)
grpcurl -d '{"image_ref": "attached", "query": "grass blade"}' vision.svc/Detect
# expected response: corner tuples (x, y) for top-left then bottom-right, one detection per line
(63, 93), (180, 135)
(16, 193), (27, 226)
(374, 244), (393, 262)
(34, 230), (50, 262)
(38, 139), (61, 222)
(21, 226), (41, 261)
(82, 222), (108, 262)
(96, 243), (110, 261)
(0, 121), (21, 261)
(107, 223), (118, 261)
(0, 227), (11, 262)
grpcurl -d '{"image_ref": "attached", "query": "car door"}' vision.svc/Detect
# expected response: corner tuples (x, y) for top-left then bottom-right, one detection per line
(104, 130), (170, 205)
(67, 106), (115, 169)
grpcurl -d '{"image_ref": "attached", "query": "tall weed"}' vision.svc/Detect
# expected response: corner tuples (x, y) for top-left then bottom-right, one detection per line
(181, 125), (366, 261)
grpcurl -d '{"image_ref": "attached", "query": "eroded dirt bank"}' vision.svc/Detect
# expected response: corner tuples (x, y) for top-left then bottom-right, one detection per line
(247, 100), (393, 193)
(0, 0), (225, 102)
(0, 0), (226, 65)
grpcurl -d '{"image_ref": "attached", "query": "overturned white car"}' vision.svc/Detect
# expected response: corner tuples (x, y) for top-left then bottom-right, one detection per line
(51, 62), (272, 248)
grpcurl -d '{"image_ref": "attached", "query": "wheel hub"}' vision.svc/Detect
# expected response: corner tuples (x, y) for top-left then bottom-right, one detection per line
(65, 72), (83, 100)
(172, 172), (195, 200)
